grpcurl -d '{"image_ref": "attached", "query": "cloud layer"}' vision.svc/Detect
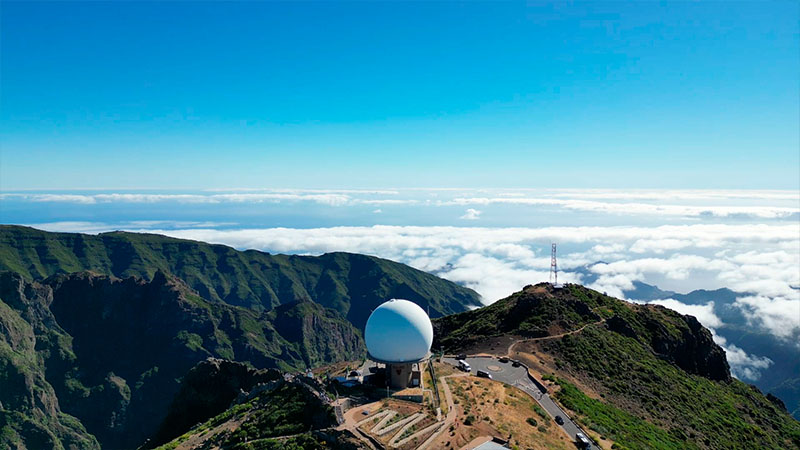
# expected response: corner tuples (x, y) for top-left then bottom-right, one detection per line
(4, 188), (798, 220)
(71, 223), (792, 349)
(11, 188), (799, 382)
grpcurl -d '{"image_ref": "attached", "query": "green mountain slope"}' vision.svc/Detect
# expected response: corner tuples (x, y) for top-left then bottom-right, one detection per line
(0, 225), (480, 328)
(0, 297), (99, 450)
(434, 283), (800, 450)
(0, 271), (364, 449)
(153, 365), (359, 450)
(577, 266), (800, 420)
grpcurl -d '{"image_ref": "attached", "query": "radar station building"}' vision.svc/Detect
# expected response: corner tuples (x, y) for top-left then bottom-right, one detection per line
(364, 299), (433, 389)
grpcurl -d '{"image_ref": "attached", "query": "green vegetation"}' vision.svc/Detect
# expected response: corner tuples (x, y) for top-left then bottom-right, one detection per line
(433, 283), (611, 350)
(544, 326), (800, 449)
(553, 377), (689, 449)
(156, 382), (337, 449)
(0, 270), (362, 449)
(0, 297), (100, 449)
(0, 225), (480, 329)
(531, 403), (549, 421)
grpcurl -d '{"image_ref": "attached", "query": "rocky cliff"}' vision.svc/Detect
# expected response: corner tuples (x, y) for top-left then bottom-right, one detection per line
(0, 270), (364, 449)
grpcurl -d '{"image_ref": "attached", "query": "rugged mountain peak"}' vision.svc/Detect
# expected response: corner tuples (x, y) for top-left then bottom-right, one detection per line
(0, 272), (100, 449)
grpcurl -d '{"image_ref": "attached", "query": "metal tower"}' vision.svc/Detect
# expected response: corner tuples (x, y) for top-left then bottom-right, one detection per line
(550, 243), (558, 286)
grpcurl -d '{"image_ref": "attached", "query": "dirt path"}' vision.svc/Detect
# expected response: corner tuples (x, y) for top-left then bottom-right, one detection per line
(506, 318), (606, 355)
(417, 373), (467, 449)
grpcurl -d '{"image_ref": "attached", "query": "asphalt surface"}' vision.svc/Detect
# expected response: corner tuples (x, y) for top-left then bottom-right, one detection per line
(443, 357), (597, 450)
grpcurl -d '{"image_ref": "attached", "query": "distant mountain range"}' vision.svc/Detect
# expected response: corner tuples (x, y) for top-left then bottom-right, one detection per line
(0, 225), (480, 449)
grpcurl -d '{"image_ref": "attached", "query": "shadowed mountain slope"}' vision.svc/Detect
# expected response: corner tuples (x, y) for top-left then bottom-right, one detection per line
(0, 271), (363, 449)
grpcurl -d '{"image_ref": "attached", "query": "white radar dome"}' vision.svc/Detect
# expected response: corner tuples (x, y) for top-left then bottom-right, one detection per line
(365, 299), (433, 363)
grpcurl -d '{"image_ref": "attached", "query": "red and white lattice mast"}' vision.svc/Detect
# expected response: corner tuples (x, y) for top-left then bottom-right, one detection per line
(550, 243), (560, 287)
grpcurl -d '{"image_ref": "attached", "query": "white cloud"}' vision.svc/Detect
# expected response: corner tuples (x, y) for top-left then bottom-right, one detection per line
(734, 295), (800, 342)
(713, 335), (774, 381)
(460, 208), (482, 220)
(4, 189), (798, 220)
(629, 239), (694, 254)
(545, 189), (800, 202)
(24, 221), (800, 345)
(725, 345), (774, 381)
(443, 197), (799, 219)
(25, 220), (237, 233)
(646, 299), (723, 328)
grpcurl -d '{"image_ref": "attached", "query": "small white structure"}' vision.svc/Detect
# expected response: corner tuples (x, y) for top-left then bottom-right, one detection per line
(365, 299), (433, 389)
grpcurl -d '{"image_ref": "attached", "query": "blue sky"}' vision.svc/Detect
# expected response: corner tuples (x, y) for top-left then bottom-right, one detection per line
(1, 1), (798, 189)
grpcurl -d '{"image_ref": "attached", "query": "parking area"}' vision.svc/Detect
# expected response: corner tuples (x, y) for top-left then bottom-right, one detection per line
(443, 356), (598, 450)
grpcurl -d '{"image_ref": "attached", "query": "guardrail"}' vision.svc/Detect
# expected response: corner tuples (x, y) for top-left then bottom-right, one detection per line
(427, 361), (440, 409)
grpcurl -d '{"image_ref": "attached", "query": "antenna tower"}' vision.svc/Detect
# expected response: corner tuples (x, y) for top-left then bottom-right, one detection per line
(550, 243), (558, 286)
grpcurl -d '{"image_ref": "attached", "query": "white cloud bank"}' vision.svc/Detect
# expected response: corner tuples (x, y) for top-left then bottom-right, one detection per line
(24, 219), (800, 380)
(443, 197), (798, 219)
(68, 223), (790, 345)
(4, 188), (798, 220)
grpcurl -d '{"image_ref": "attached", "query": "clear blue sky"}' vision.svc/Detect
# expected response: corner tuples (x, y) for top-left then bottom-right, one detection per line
(1, 1), (798, 190)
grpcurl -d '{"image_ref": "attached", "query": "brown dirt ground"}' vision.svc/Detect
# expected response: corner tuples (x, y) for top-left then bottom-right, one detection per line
(428, 376), (573, 450)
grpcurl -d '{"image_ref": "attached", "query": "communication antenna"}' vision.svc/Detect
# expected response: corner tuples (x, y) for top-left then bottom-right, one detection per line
(550, 243), (558, 286)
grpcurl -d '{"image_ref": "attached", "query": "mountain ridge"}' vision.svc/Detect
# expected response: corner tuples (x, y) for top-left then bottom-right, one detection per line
(433, 283), (800, 449)
(0, 225), (481, 329)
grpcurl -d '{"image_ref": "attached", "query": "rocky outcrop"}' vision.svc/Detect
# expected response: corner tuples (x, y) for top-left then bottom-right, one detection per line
(605, 305), (730, 382)
(270, 298), (365, 368)
(146, 358), (281, 448)
(605, 314), (639, 339)
(646, 311), (730, 382)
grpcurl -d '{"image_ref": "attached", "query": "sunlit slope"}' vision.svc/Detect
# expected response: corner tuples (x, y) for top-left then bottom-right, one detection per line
(434, 283), (800, 450)
(0, 225), (481, 328)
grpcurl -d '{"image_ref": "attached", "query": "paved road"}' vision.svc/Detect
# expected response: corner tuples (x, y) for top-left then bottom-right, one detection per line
(443, 357), (597, 450)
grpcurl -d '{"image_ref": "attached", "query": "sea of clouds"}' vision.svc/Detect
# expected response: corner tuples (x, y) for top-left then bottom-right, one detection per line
(8, 188), (799, 380)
